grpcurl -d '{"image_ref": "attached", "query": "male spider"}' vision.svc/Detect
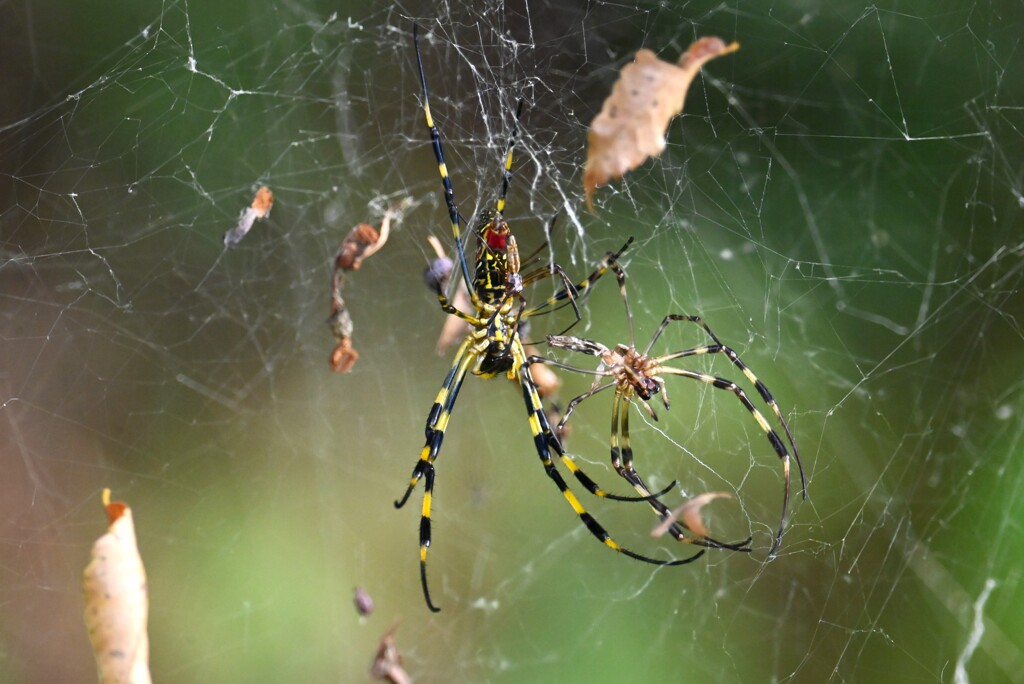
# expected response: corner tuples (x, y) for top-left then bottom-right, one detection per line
(397, 24), (700, 612)
(528, 262), (807, 554)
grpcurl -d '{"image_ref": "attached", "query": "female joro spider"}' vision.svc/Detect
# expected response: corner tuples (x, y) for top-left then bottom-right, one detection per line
(528, 263), (808, 555)
(398, 24), (701, 612)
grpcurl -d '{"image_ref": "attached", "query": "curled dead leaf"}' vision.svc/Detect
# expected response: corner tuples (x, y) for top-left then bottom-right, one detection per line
(83, 489), (152, 684)
(329, 336), (360, 373)
(651, 491), (733, 539)
(335, 223), (383, 272)
(369, 622), (410, 684)
(584, 37), (739, 210)
(327, 207), (398, 373)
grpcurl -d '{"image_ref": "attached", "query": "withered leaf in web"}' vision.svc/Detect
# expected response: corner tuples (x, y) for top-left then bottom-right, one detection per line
(335, 223), (384, 272)
(327, 210), (394, 373)
(82, 489), (152, 684)
(328, 333), (359, 374)
(224, 185), (274, 247)
(650, 491), (733, 540)
(369, 622), (411, 684)
(584, 37), (740, 210)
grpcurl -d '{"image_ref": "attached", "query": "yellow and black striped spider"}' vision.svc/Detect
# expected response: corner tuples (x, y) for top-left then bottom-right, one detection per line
(397, 24), (701, 612)
(528, 263), (807, 555)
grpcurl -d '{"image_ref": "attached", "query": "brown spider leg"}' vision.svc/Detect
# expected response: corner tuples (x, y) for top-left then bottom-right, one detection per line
(523, 237), (634, 324)
(612, 391), (752, 552)
(524, 355), (676, 502)
(512, 213), (593, 335)
(527, 348), (666, 498)
(655, 365), (795, 556)
(560, 378), (617, 427)
(606, 260), (637, 348)
(520, 263), (582, 334)
(516, 359), (704, 568)
(650, 318), (806, 500)
(514, 210), (559, 275)
(395, 337), (477, 612)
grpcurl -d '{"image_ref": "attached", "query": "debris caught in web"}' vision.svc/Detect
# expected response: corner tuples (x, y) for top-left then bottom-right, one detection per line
(224, 185), (274, 247)
(329, 201), (407, 373)
(369, 622), (410, 684)
(353, 586), (375, 617)
(584, 38), (739, 210)
(650, 491), (733, 539)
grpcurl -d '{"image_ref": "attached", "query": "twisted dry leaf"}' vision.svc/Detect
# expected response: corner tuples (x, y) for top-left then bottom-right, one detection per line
(327, 209), (395, 373)
(83, 489), (151, 684)
(335, 223), (384, 272)
(369, 622), (410, 684)
(650, 491), (733, 539)
(584, 37), (739, 210)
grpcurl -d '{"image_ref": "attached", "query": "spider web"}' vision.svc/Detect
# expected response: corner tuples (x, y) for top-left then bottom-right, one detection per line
(2, 0), (1023, 682)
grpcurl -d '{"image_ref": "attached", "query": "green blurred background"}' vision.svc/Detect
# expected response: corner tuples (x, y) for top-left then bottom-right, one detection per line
(2, 1), (1023, 682)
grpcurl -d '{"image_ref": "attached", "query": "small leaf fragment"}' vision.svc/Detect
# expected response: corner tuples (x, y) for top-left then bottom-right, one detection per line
(651, 491), (733, 539)
(369, 622), (410, 684)
(224, 185), (274, 247)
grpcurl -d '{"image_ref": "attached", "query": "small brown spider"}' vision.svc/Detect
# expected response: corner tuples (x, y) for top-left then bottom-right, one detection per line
(529, 263), (806, 555)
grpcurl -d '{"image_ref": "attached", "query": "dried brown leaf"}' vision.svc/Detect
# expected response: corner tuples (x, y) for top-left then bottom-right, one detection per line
(329, 336), (359, 373)
(83, 489), (151, 684)
(335, 223), (382, 272)
(369, 622), (410, 684)
(650, 491), (733, 539)
(584, 37), (739, 210)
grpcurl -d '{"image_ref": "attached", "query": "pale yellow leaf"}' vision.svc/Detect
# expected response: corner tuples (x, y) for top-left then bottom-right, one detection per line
(83, 489), (151, 684)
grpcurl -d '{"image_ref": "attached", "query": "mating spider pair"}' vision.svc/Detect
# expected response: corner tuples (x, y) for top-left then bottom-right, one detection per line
(396, 24), (805, 611)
